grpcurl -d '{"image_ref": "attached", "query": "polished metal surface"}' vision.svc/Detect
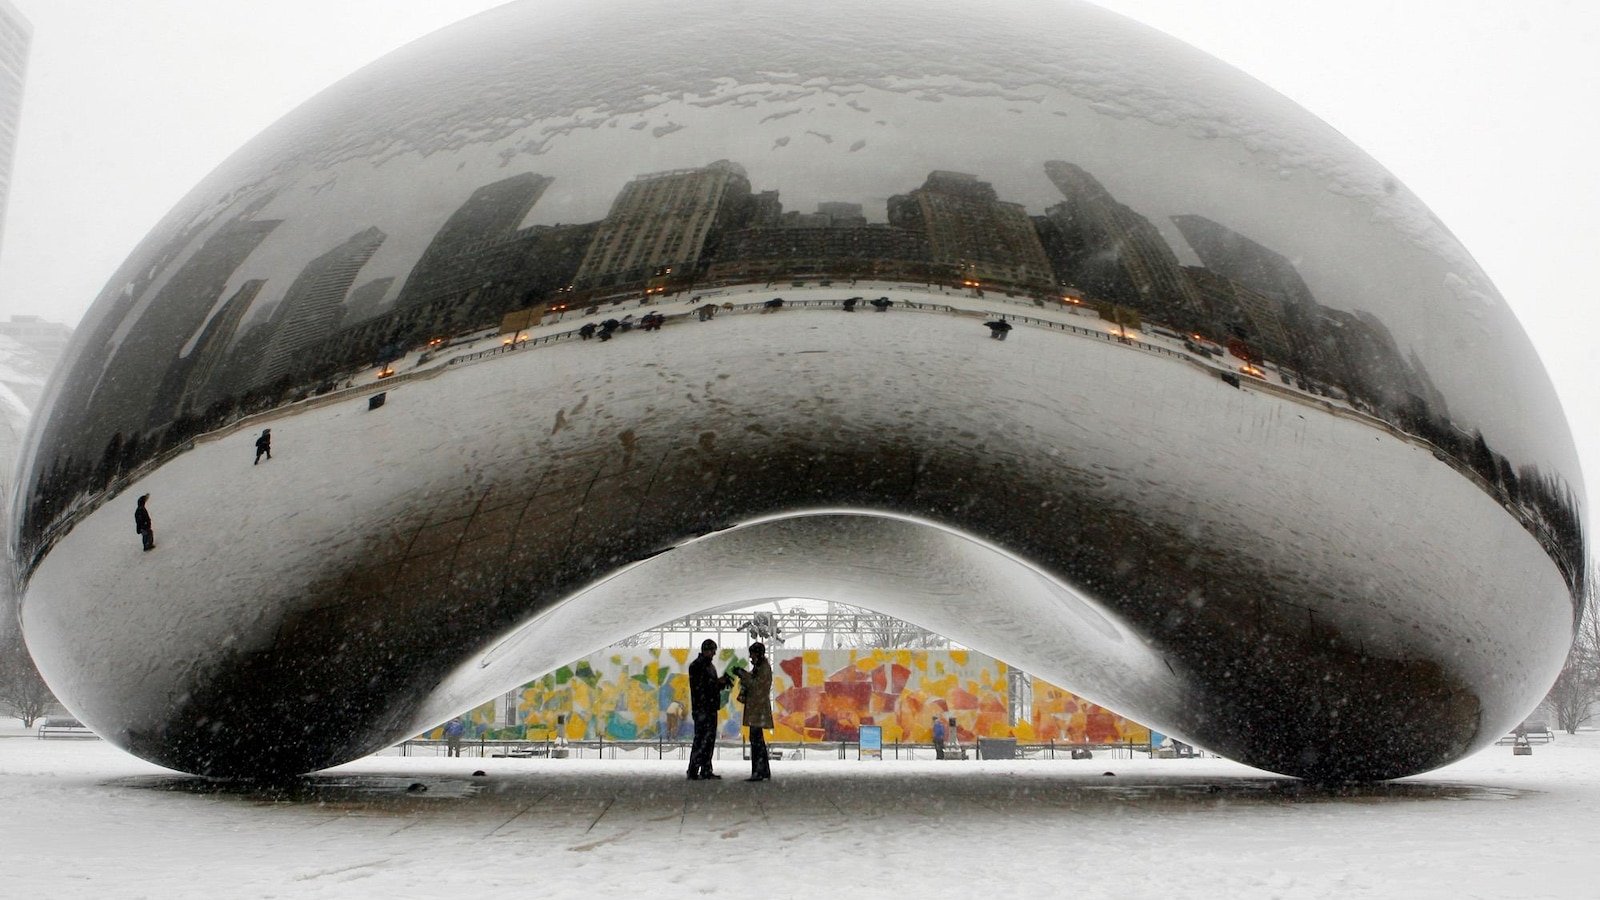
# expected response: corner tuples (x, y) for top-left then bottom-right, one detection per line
(10, 0), (1586, 780)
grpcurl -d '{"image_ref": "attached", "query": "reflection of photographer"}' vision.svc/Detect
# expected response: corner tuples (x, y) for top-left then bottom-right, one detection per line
(728, 642), (774, 782)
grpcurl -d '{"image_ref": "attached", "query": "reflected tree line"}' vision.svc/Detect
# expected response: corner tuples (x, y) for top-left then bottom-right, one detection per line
(21, 160), (1585, 600)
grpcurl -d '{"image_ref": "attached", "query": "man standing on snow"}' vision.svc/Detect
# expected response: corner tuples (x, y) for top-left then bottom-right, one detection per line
(254, 428), (272, 465)
(134, 494), (154, 552)
(688, 639), (732, 780)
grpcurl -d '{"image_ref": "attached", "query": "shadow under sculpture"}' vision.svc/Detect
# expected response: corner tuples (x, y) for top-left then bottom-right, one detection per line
(10, 0), (1586, 782)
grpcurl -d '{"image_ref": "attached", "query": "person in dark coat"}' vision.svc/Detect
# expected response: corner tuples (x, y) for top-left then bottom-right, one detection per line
(578, 322), (597, 340)
(730, 642), (774, 781)
(134, 494), (154, 551)
(870, 297), (892, 311)
(598, 319), (620, 341)
(984, 319), (1013, 340)
(762, 297), (784, 312)
(687, 639), (733, 780)
(842, 297), (859, 312)
(254, 428), (272, 464)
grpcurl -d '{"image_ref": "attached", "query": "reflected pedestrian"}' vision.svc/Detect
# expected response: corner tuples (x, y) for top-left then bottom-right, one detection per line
(254, 428), (272, 464)
(730, 642), (774, 781)
(134, 494), (154, 552)
(688, 638), (733, 780)
(933, 715), (947, 760)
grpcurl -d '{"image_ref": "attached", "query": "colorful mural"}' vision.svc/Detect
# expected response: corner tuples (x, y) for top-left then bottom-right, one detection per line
(433, 648), (1149, 746)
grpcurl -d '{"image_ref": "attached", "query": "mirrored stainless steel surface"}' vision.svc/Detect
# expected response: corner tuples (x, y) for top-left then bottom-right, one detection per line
(10, 0), (1586, 780)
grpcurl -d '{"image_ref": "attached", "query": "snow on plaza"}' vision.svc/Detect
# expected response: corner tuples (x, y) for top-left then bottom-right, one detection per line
(2, 718), (1597, 899)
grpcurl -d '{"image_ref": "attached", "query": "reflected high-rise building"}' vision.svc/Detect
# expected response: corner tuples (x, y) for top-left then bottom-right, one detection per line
(1183, 265), (1294, 362)
(397, 173), (553, 309)
(0, 0), (30, 267)
(172, 280), (264, 418)
(256, 227), (387, 386)
(1042, 161), (1203, 318)
(573, 160), (753, 293)
(1170, 214), (1319, 314)
(888, 171), (1053, 291)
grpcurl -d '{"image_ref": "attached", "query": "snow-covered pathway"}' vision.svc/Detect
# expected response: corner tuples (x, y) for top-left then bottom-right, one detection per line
(1, 727), (1593, 898)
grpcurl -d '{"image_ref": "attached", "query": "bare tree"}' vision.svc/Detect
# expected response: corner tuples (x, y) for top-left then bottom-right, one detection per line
(0, 634), (57, 728)
(1545, 568), (1600, 734)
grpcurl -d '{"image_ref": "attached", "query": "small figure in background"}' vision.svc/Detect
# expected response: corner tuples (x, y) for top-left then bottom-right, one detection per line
(134, 494), (155, 552)
(254, 428), (272, 464)
(444, 717), (466, 757)
(984, 320), (1012, 341)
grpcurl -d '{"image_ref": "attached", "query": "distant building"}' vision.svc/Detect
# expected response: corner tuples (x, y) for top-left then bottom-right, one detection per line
(294, 220), (599, 379)
(0, 313), (69, 358)
(813, 201), (867, 226)
(1041, 161), (1203, 321)
(0, 0), (29, 266)
(572, 160), (754, 294)
(888, 171), (1053, 291)
(396, 173), (553, 309)
(171, 280), (264, 417)
(1311, 307), (1427, 419)
(255, 227), (386, 386)
(1170, 214), (1319, 314)
(0, 311), (70, 492)
(1184, 266), (1293, 362)
(708, 224), (932, 283)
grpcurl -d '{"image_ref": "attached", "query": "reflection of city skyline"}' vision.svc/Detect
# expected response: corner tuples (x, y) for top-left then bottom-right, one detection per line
(18, 158), (1585, 603)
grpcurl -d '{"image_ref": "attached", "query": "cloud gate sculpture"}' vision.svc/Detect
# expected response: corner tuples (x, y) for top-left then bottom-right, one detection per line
(9, 0), (1586, 781)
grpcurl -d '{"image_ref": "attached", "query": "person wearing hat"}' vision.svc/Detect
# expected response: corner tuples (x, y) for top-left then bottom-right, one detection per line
(687, 638), (732, 780)
(254, 428), (272, 465)
(730, 642), (774, 781)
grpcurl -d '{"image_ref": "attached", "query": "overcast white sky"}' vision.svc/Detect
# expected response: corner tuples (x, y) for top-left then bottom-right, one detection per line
(0, 0), (1595, 515)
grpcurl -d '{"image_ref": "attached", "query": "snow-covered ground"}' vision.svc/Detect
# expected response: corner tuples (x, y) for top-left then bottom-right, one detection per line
(1, 717), (1593, 899)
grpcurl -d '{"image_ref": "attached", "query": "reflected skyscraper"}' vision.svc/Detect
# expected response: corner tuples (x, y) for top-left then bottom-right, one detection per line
(888, 171), (1053, 292)
(573, 161), (752, 294)
(0, 0), (30, 267)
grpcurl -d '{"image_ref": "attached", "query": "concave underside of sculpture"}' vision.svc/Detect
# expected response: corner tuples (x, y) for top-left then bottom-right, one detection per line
(11, 0), (1586, 781)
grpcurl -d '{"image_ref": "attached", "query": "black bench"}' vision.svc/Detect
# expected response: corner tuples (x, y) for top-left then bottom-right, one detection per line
(36, 716), (95, 739)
